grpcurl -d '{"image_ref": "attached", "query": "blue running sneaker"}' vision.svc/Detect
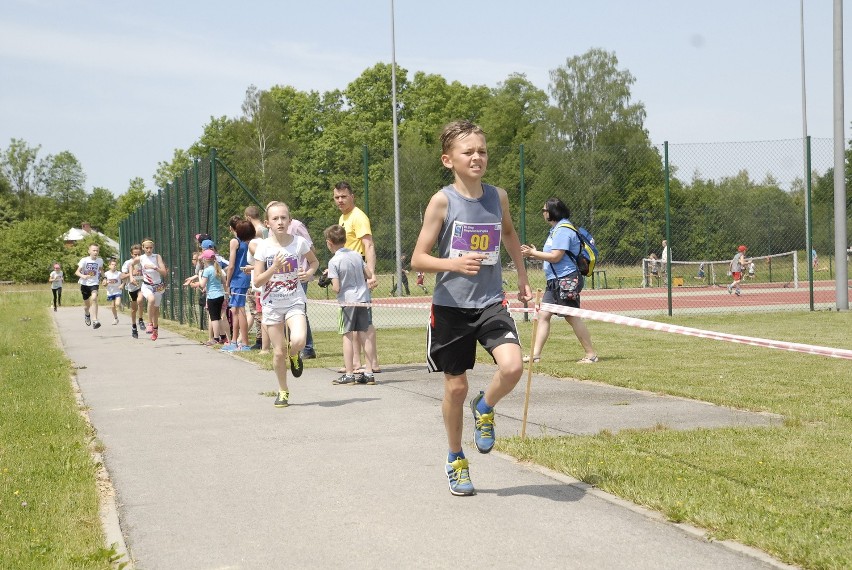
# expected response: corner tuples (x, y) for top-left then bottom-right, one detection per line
(470, 391), (495, 453)
(220, 342), (237, 352)
(445, 458), (475, 496)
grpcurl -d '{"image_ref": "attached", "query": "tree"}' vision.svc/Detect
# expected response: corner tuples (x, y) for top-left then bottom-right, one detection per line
(548, 48), (647, 151)
(86, 187), (117, 233)
(0, 219), (64, 282)
(154, 148), (192, 190)
(540, 49), (656, 246)
(478, 73), (549, 197)
(42, 151), (87, 227)
(105, 177), (149, 237)
(0, 138), (46, 217)
(238, 84), (289, 199)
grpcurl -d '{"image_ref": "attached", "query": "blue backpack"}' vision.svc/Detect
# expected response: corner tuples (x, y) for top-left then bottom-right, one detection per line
(558, 222), (599, 276)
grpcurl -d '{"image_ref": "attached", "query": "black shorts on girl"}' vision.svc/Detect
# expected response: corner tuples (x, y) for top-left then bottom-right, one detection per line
(426, 302), (519, 375)
(207, 296), (225, 321)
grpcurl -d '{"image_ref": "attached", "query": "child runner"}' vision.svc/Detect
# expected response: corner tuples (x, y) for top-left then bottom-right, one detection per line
(324, 224), (375, 386)
(102, 259), (123, 325)
(139, 238), (168, 341)
(198, 249), (228, 345)
(727, 245), (750, 297)
(75, 243), (104, 329)
(48, 263), (64, 311)
(122, 244), (145, 338)
(412, 120), (531, 496)
(252, 202), (319, 408)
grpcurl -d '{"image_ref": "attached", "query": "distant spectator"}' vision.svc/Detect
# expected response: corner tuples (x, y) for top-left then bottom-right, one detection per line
(325, 224), (376, 386)
(521, 197), (597, 365)
(333, 181), (380, 373)
(223, 216), (255, 352)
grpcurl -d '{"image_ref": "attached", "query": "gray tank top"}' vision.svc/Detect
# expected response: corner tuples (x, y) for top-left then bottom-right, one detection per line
(432, 184), (504, 308)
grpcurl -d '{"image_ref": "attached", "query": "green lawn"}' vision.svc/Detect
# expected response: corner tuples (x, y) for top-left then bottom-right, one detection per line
(4, 283), (851, 569)
(501, 311), (852, 570)
(0, 286), (122, 569)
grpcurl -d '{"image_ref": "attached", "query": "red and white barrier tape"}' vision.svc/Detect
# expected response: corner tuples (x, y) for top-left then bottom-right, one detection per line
(536, 302), (852, 360)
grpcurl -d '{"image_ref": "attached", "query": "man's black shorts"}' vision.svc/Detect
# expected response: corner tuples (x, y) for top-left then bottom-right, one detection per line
(426, 302), (519, 375)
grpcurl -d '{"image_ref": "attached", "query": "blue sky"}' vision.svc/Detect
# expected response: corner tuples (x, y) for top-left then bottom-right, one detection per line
(1, 0), (850, 195)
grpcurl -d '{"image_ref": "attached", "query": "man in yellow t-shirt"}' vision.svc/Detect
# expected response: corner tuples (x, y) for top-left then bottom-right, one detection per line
(333, 181), (380, 373)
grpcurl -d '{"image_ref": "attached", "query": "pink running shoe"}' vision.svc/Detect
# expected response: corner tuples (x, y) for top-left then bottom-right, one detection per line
(145, 323), (154, 334)
(151, 328), (158, 341)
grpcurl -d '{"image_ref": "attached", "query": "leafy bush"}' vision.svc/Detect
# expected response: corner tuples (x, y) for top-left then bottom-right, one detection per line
(0, 219), (116, 283)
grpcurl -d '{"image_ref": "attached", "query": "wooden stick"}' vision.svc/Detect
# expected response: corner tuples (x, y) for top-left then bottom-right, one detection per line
(520, 289), (542, 439)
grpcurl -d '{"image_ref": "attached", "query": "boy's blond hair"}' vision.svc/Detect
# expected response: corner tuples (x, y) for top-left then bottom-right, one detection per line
(440, 120), (485, 155)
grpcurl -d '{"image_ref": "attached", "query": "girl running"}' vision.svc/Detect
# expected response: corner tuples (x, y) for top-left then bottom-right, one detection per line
(48, 263), (64, 311)
(139, 238), (168, 341)
(252, 202), (319, 408)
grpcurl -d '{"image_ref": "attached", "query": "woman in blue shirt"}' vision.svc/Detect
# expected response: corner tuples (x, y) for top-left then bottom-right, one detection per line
(521, 197), (598, 364)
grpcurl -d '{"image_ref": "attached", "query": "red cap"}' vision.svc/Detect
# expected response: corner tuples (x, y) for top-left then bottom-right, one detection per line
(738, 245), (747, 252)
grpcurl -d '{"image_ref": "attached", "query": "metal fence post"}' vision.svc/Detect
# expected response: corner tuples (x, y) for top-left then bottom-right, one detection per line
(664, 141), (672, 316)
(806, 135), (814, 311)
(362, 144), (370, 217)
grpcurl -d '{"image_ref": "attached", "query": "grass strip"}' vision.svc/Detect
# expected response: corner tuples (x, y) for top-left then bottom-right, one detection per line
(0, 289), (116, 569)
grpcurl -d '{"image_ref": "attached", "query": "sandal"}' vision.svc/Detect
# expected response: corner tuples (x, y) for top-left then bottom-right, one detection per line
(576, 355), (599, 364)
(522, 355), (541, 364)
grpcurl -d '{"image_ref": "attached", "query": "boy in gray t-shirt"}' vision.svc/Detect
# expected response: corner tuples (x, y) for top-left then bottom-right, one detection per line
(324, 224), (375, 385)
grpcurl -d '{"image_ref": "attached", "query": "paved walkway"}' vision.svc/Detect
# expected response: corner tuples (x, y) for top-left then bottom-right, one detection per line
(53, 308), (793, 570)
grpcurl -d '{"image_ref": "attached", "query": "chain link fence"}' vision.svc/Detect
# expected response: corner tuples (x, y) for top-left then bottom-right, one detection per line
(120, 137), (850, 332)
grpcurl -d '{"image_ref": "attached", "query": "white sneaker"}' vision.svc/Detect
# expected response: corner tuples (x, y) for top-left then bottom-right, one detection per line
(112, 317), (119, 325)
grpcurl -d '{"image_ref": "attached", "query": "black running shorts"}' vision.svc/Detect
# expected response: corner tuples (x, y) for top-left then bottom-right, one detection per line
(427, 302), (519, 375)
(80, 284), (99, 300)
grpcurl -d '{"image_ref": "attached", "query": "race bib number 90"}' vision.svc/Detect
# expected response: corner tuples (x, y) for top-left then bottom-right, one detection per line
(450, 222), (501, 265)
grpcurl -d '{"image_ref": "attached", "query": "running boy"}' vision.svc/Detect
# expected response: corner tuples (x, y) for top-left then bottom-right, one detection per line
(102, 259), (123, 325)
(411, 120), (531, 496)
(252, 202), (319, 408)
(75, 243), (104, 329)
(324, 224), (375, 386)
(727, 245), (750, 297)
(122, 244), (145, 338)
(139, 238), (168, 341)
